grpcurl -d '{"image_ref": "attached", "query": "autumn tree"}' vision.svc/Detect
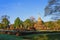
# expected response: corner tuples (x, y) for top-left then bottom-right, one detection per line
(30, 16), (35, 27)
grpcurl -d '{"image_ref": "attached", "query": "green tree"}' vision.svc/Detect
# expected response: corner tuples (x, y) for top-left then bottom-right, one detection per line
(56, 20), (60, 28)
(44, 21), (55, 28)
(0, 23), (3, 29)
(14, 17), (23, 29)
(23, 19), (33, 29)
(57, 19), (60, 24)
(1, 17), (10, 29)
(45, 0), (60, 20)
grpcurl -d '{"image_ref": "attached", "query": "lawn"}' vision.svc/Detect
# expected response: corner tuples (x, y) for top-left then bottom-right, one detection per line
(0, 33), (60, 40)
(0, 34), (24, 40)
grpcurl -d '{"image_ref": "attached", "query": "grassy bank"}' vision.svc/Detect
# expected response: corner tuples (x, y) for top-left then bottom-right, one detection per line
(0, 33), (60, 40)
(0, 34), (23, 40)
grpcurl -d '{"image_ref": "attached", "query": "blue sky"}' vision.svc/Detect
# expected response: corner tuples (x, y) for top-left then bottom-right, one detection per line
(0, 0), (51, 24)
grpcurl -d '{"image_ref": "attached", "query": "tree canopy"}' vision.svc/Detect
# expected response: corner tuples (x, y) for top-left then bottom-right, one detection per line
(45, 0), (60, 20)
(1, 15), (10, 28)
(14, 17), (23, 28)
(23, 19), (33, 29)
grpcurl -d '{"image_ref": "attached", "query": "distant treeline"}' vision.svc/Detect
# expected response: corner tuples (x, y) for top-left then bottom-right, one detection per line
(44, 20), (60, 30)
(0, 15), (60, 31)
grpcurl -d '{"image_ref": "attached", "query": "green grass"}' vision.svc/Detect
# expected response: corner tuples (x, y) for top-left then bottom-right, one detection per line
(21, 33), (60, 40)
(0, 33), (60, 40)
(0, 34), (24, 40)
